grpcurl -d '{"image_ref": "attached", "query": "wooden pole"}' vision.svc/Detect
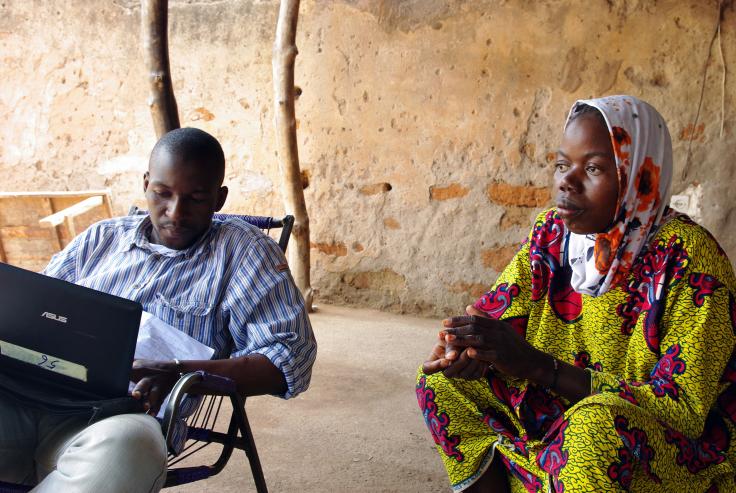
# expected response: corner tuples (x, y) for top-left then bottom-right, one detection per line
(44, 197), (64, 251)
(272, 0), (313, 310)
(142, 0), (180, 137)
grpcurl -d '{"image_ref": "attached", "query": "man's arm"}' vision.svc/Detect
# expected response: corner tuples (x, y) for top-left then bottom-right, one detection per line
(177, 354), (287, 395)
(131, 233), (315, 414)
(222, 234), (316, 398)
(130, 354), (286, 413)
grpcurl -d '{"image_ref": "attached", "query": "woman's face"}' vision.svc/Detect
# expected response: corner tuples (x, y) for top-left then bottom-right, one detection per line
(554, 113), (619, 234)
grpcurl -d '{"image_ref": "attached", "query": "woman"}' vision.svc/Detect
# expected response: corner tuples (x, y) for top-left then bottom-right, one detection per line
(417, 95), (736, 492)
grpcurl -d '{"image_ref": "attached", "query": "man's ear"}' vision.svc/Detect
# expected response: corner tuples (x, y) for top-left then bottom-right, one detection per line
(143, 171), (150, 193)
(215, 186), (228, 212)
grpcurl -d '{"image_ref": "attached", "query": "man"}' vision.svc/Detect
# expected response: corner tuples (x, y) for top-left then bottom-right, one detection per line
(0, 127), (317, 492)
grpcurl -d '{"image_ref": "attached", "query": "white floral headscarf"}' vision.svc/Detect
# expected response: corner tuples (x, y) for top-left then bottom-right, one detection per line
(565, 95), (674, 297)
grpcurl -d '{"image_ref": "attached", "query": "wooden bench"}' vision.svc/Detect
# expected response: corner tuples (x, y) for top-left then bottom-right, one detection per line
(0, 190), (113, 271)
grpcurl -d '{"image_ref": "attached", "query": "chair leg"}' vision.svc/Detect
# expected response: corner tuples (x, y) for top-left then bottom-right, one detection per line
(232, 395), (268, 493)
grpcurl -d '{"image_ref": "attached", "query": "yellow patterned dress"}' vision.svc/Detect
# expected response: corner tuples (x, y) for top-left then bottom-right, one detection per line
(417, 210), (736, 492)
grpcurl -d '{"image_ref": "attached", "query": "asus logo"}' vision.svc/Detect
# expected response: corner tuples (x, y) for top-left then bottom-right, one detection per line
(41, 312), (67, 324)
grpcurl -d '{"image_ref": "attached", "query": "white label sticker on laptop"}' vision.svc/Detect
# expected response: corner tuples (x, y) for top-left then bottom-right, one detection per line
(0, 339), (88, 382)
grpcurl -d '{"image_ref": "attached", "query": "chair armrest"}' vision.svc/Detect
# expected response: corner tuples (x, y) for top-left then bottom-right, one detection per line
(186, 372), (238, 396)
(161, 371), (238, 452)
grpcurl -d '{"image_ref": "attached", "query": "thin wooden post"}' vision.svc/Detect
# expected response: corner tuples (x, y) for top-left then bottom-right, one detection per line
(44, 197), (64, 251)
(272, 0), (313, 310)
(102, 191), (114, 219)
(142, 0), (180, 137)
(64, 216), (77, 240)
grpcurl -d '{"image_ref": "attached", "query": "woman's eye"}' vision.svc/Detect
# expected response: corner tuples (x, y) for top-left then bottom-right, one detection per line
(555, 162), (569, 172)
(586, 164), (601, 175)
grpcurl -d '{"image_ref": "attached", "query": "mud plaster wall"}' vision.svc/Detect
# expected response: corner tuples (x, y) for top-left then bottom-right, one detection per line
(1, 0), (735, 317)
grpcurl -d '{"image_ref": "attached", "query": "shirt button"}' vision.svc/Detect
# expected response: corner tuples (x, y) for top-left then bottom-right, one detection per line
(132, 283), (141, 289)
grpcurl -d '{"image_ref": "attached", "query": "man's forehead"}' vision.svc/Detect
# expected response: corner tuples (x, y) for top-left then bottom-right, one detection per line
(147, 175), (210, 190)
(149, 159), (219, 188)
(151, 146), (208, 167)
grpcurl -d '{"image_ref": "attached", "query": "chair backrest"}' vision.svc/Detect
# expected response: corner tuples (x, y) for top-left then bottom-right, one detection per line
(127, 206), (294, 253)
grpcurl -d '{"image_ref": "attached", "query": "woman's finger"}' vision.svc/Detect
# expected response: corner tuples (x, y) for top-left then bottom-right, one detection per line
(444, 333), (485, 347)
(442, 353), (472, 378)
(445, 341), (463, 360)
(428, 343), (445, 360)
(456, 358), (485, 379)
(466, 348), (497, 363)
(442, 316), (476, 328)
(443, 324), (478, 337)
(422, 358), (450, 375)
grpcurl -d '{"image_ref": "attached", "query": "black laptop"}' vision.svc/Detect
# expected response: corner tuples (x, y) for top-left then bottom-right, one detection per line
(0, 262), (142, 400)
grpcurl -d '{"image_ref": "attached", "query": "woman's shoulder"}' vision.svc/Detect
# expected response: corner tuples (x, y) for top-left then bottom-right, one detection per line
(529, 208), (564, 238)
(525, 208), (566, 250)
(654, 213), (735, 284)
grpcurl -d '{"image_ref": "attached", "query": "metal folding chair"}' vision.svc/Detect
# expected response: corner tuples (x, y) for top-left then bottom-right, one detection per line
(0, 211), (295, 493)
(127, 208), (294, 491)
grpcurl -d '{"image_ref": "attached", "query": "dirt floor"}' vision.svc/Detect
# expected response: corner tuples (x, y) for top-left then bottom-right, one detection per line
(170, 304), (451, 492)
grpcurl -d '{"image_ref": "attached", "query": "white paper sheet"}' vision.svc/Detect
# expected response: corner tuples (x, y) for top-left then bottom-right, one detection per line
(129, 311), (215, 417)
(134, 311), (215, 362)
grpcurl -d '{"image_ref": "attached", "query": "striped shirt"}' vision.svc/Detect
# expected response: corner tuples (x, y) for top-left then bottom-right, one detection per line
(43, 214), (317, 399)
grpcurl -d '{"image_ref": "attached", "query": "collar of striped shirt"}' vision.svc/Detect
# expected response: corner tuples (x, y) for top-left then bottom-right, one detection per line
(115, 216), (214, 260)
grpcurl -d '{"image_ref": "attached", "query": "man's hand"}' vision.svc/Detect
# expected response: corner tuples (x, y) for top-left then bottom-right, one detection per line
(130, 359), (181, 415)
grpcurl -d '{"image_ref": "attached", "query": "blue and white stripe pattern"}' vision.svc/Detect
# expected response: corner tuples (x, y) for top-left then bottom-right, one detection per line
(43, 215), (317, 399)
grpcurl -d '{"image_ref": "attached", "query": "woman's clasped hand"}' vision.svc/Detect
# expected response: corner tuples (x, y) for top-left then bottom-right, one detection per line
(423, 306), (546, 382)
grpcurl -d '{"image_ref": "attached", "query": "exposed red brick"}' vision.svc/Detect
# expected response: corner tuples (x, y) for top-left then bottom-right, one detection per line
(679, 123), (705, 142)
(429, 183), (469, 201)
(344, 269), (406, 292)
(481, 244), (519, 271)
(445, 282), (488, 299)
(189, 107), (215, 122)
(352, 242), (364, 252)
(359, 183), (392, 195)
(310, 241), (347, 257)
(383, 217), (400, 229)
(487, 182), (550, 207)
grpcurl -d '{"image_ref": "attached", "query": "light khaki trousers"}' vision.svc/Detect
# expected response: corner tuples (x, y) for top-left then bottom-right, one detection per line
(0, 397), (167, 492)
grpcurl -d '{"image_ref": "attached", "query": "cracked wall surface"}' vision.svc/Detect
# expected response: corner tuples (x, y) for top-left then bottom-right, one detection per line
(1, 0), (735, 316)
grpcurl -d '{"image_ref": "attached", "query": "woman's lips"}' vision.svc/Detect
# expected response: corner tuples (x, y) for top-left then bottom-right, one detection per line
(556, 204), (584, 220)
